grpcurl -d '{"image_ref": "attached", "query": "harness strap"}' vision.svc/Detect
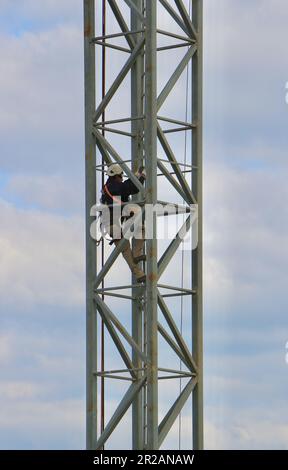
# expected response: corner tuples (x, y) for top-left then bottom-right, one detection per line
(103, 184), (123, 205)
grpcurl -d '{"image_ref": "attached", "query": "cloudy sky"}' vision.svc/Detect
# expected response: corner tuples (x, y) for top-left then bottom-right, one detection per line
(1, 0), (288, 450)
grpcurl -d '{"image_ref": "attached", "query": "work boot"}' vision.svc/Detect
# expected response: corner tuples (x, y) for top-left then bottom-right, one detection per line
(120, 239), (145, 280)
(137, 274), (146, 283)
(134, 254), (146, 264)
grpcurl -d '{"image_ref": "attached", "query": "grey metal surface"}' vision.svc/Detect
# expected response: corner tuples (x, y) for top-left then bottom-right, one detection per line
(107, 0), (136, 48)
(157, 46), (197, 111)
(95, 294), (148, 363)
(174, 0), (197, 39)
(158, 377), (197, 447)
(145, 0), (158, 450)
(159, 0), (191, 36)
(131, 0), (145, 451)
(95, 376), (147, 449)
(158, 291), (198, 373)
(157, 124), (196, 204)
(84, 0), (203, 451)
(84, 0), (97, 451)
(93, 38), (145, 122)
(192, 0), (204, 450)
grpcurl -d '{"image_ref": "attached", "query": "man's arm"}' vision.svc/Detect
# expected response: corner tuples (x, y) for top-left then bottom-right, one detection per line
(121, 174), (145, 198)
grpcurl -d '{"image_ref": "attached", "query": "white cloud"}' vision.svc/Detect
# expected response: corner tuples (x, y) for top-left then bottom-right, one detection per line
(0, 198), (84, 309)
(0, 381), (42, 400)
(0, 0), (82, 26)
(203, 160), (288, 315)
(0, 398), (85, 449)
(205, 407), (288, 450)
(5, 173), (83, 213)
(0, 25), (83, 173)
(0, 334), (14, 365)
(0, 0), (288, 451)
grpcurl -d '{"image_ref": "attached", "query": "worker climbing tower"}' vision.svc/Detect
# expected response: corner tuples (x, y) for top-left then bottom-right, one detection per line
(84, 0), (203, 450)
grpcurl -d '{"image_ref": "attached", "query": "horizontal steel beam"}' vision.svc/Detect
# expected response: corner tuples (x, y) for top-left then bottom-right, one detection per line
(157, 28), (195, 43)
(94, 116), (144, 126)
(157, 42), (191, 52)
(163, 125), (192, 134)
(95, 368), (144, 375)
(92, 30), (144, 42)
(158, 115), (196, 128)
(158, 367), (194, 376)
(94, 126), (135, 137)
(93, 40), (131, 53)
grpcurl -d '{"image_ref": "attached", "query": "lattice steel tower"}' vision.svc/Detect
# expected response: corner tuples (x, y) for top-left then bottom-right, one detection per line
(84, 0), (203, 450)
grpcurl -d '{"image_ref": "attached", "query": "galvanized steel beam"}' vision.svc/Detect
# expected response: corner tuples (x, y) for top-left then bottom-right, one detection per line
(192, 0), (203, 450)
(84, 0), (203, 451)
(84, 0), (97, 450)
(95, 376), (147, 449)
(93, 37), (145, 122)
(107, 0), (136, 48)
(158, 377), (197, 447)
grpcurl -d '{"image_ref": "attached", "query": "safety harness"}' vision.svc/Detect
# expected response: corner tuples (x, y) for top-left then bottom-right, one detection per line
(103, 184), (123, 206)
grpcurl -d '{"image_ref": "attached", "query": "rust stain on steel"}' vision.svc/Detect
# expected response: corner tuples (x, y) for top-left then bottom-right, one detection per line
(148, 247), (157, 258)
(84, 24), (91, 38)
(148, 273), (158, 282)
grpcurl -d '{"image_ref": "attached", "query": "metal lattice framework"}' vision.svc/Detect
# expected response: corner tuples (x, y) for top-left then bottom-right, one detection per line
(84, 0), (203, 450)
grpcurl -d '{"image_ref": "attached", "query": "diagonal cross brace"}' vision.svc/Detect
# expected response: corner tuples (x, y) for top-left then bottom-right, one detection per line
(158, 322), (191, 370)
(93, 129), (145, 195)
(158, 215), (192, 278)
(95, 295), (148, 364)
(174, 0), (197, 40)
(94, 236), (127, 289)
(93, 37), (145, 122)
(157, 159), (191, 205)
(157, 45), (197, 112)
(94, 133), (113, 166)
(158, 291), (198, 373)
(159, 0), (190, 37)
(95, 297), (136, 379)
(158, 377), (197, 447)
(157, 124), (197, 205)
(95, 375), (146, 449)
(107, 0), (135, 49)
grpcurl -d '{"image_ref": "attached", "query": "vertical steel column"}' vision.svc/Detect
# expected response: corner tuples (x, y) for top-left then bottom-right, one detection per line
(145, 0), (158, 450)
(84, 0), (97, 450)
(192, 0), (203, 450)
(131, 0), (145, 450)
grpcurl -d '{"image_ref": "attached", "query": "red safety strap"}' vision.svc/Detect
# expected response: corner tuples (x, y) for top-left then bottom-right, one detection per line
(103, 184), (123, 205)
